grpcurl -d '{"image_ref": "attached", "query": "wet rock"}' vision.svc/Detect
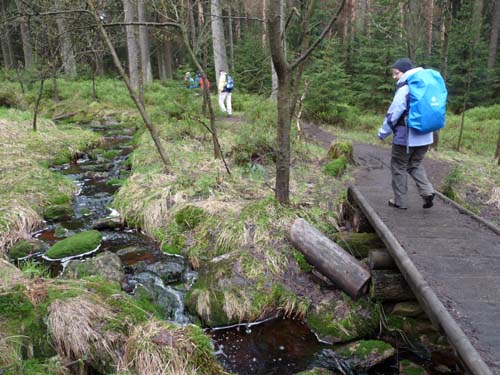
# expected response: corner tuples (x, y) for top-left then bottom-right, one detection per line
(45, 230), (102, 260)
(306, 294), (379, 344)
(93, 217), (123, 230)
(399, 359), (429, 375)
(63, 251), (124, 284)
(131, 255), (185, 284)
(54, 225), (72, 238)
(391, 301), (424, 317)
(8, 239), (44, 260)
(315, 340), (394, 372)
(43, 204), (73, 221)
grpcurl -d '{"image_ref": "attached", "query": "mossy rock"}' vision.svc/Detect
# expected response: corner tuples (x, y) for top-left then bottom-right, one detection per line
(175, 206), (206, 231)
(63, 251), (124, 285)
(324, 156), (348, 177)
(400, 359), (429, 375)
(327, 140), (353, 162)
(45, 230), (102, 260)
(337, 340), (395, 369)
(8, 239), (44, 260)
(43, 204), (73, 221)
(332, 232), (384, 259)
(306, 294), (379, 344)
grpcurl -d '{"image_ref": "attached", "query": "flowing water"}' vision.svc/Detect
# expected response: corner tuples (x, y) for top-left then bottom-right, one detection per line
(14, 119), (463, 375)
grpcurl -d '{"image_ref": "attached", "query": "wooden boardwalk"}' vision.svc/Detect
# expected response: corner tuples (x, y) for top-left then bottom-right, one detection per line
(351, 144), (500, 375)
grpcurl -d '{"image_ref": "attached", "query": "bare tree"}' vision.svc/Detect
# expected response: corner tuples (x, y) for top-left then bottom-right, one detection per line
(267, 0), (346, 204)
(0, 0), (14, 68)
(211, 0), (228, 86)
(55, 0), (77, 77)
(124, 0), (139, 90)
(15, 0), (34, 69)
(138, 0), (152, 83)
(488, 0), (500, 69)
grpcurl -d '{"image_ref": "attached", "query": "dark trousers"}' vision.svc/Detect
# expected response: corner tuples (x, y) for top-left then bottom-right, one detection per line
(391, 144), (434, 208)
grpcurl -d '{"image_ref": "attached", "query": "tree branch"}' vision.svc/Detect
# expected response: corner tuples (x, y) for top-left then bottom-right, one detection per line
(290, 0), (346, 71)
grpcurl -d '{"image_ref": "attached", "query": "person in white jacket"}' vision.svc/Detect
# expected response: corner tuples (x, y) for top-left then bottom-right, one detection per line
(218, 70), (232, 116)
(378, 58), (435, 210)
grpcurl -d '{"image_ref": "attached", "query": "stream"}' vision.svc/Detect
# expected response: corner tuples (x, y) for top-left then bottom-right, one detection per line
(13, 119), (462, 375)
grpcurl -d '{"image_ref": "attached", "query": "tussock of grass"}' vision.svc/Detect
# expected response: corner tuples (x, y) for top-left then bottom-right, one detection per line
(47, 296), (124, 367)
(123, 320), (225, 375)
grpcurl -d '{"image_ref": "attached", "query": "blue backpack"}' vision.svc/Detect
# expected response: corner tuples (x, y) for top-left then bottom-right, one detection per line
(225, 75), (234, 91)
(405, 69), (447, 133)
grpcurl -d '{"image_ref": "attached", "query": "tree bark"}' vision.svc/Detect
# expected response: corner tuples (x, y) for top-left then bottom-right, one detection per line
(270, 0), (283, 101)
(15, 0), (33, 69)
(124, 0), (139, 91)
(138, 0), (152, 83)
(495, 130), (500, 164)
(33, 79), (45, 132)
(439, 0), (452, 80)
(426, 0), (434, 57)
(186, 0), (196, 48)
(370, 270), (415, 302)
(211, 0), (228, 87)
(290, 219), (371, 299)
(228, 4), (235, 72)
(56, 0), (77, 77)
(0, 0), (14, 68)
(488, 0), (500, 69)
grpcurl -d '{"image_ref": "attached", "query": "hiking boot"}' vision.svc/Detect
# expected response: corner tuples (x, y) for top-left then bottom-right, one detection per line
(388, 199), (407, 210)
(423, 193), (435, 209)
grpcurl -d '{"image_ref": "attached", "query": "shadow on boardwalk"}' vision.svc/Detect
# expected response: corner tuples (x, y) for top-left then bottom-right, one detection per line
(302, 122), (500, 374)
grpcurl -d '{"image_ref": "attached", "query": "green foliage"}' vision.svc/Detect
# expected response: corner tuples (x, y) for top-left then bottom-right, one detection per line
(45, 230), (102, 259)
(293, 251), (313, 273)
(8, 240), (43, 260)
(175, 206), (206, 231)
(441, 166), (464, 201)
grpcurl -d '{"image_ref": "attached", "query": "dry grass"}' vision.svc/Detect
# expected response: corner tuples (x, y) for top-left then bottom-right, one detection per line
(487, 186), (500, 210)
(47, 296), (124, 368)
(0, 332), (21, 368)
(0, 201), (43, 256)
(123, 320), (220, 375)
(223, 290), (251, 323)
(0, 258), (25, 290)
(194, 289), (211, 322)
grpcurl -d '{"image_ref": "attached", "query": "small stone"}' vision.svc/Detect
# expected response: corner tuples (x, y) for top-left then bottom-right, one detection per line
(63, 251), (124, 284)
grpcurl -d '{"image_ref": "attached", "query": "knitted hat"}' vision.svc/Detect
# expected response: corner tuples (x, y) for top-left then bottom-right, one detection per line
(392, 58), (413, 73)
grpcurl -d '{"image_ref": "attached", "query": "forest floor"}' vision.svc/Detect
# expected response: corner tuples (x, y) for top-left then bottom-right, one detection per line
(301, 121), (500, 224)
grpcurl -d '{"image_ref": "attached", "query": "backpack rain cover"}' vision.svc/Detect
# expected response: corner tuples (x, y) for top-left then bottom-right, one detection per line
(406, 69), (448, 134)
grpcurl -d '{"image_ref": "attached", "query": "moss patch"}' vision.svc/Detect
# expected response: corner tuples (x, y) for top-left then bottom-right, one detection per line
(42, 204), (73, 221)
(8, 240), (44, 260)
(175, 206), (206, 231)
(324, 156), (348, 177)
(338, 339), (393, 359)
(45, 230), (102, 259)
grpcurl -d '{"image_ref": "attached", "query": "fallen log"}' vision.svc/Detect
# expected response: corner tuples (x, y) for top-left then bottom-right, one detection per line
(368, 250), (396, 270)
(52, 111), (79, 121)
(370, 270), (415, 302)
(290, 218), (371, 299)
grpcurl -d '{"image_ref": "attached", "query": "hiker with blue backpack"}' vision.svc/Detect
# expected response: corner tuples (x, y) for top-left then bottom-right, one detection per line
(378, 58), (448, 210)
(218, 70), (234, 116)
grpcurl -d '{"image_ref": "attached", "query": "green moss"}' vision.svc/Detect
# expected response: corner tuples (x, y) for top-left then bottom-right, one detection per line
(42, 204), (73, 221)
(102, 149), (121, 160)
(161, 242), (182, 255)
(295, 369), (334, 375)
(332, 232), (384, 259)
(175, 206), (206, 231)
(8, 240), (43, 260)
(400, 359), (427, 375)
(338, 340), (393, 359)
(327, 141), (353, 162)
(45, 230), (102, 259)
(293, 250), (313, 273)
(324, 156), (347, 177)
(306, 295), (379, 343)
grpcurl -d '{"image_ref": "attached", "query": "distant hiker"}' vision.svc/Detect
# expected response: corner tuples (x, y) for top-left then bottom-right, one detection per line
(198, 74), (211, 92)
(378, 58), (441, 210)
(218, 70), (233, 116)
(184, 72), (195, 89)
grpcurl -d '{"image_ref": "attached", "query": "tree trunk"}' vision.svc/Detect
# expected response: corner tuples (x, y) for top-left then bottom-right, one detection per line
(426, 0), (434, 57)
(124, 0), (139, 91)
(439, 1), (452, 80)
(186, 0), (196, 48)
(368, 250), (396, 270)
(268, 0), (291, 204)
(488, 0), (500, 69)
(211, 0), (228, 87)
(33, 79), (45, 132)
(15, 0), (33, 69)
(138, 0), (152, 84)
(290, 219), (371, 299)
(495, 130), (500, 164)
(56, 0), (77, 77)
(370, 270), (415, 302)
(0, 0), (14, 68)
(270, 0), (283, 101)
(157, 45), (166, 81)
(228, 4), (235, 72)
